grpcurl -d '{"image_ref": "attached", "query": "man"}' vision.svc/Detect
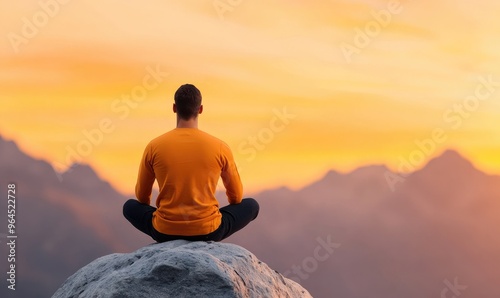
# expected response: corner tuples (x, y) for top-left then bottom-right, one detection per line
(123, 84), (259, 242)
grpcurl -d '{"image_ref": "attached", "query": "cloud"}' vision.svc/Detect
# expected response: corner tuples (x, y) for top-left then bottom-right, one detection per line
(1, 0), (500, 193)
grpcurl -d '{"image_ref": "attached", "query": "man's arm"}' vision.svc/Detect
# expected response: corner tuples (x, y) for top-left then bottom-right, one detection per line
(220, 142), (243, 204)
(135, 143), (155, 205)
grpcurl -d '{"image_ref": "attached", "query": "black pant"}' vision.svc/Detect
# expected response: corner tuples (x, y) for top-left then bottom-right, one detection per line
(123, 198), (259, 242)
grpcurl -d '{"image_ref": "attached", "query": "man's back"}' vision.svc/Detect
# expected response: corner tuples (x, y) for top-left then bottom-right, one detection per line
(135, 128), (243, 236)
(123, 83), (258, 243)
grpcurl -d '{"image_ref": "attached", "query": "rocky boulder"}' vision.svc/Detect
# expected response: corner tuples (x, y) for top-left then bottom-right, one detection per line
(52, 240), (312, 298)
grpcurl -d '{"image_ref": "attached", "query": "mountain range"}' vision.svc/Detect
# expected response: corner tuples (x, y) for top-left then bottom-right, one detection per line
(1, 135), (499, 297)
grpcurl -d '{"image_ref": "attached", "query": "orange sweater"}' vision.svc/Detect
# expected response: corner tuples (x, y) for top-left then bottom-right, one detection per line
(135, 128), (243, 236)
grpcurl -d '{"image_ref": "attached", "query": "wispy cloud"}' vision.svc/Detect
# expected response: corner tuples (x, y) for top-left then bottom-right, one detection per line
(1, 0), (500, 193)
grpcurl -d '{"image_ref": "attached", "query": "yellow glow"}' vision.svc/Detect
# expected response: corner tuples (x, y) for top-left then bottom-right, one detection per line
(1, 0), (500, 195)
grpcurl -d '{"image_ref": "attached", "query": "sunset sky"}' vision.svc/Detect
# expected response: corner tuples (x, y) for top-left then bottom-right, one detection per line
(1, 0), (500, 195)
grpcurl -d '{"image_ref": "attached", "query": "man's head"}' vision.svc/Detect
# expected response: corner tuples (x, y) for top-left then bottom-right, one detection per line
(174, 84), (202, 120)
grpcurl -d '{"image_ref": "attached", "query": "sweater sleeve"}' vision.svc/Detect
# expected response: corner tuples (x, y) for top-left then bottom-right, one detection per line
(220, 142), (243, 204)
(135, 142), (155, 205)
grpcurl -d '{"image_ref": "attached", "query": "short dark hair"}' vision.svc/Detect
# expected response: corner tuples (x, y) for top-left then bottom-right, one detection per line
(174, 84), (202, 120)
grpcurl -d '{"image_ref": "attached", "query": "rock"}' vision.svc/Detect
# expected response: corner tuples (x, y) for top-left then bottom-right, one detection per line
(52, 240), (313, 298)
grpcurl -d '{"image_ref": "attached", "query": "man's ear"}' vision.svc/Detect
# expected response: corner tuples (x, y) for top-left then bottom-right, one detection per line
(199, 105), (203, 114)
(173, 103), (177, 113)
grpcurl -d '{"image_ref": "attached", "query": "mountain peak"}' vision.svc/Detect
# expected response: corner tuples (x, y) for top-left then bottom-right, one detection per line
(323, 169), (341, 180)
(439, 149), (467, 160)
(407, 149), (483, 184)
(425, 149), (476, 172)
(0, 134), (39, 168)
(60, 162), (108, 185)
(0, 134), (19, 150)
(349, 164), (390, 177)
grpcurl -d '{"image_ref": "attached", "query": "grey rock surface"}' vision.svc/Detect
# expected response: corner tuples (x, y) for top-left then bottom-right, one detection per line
(52, 240), (312, 298)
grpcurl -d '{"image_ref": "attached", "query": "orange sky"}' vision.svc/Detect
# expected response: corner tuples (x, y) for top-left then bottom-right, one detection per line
(1, 0), (500, 195)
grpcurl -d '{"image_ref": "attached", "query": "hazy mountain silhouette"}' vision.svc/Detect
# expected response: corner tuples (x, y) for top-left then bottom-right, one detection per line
(0, 136), (150, 298)
(1, 135), (499, 297)
(228, 150), (500, 297)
